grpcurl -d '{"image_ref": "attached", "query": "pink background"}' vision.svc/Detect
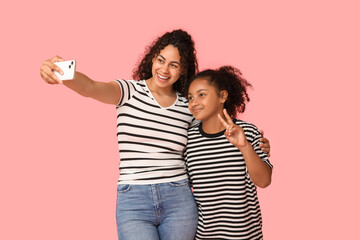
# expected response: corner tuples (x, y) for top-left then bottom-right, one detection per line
(1, 0), (359, 239)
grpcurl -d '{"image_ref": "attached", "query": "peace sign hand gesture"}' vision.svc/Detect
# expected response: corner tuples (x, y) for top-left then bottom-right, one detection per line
(217, 109), (249, 149)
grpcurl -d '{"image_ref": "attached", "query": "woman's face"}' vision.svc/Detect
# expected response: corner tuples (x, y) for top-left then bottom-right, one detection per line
(187, 78), (227, 121)
(151, 45), (182, 90)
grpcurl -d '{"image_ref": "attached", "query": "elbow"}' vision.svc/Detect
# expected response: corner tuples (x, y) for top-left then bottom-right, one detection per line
(250, 167), (273, 188)
(258, 167), (272, 188)
(81, 84), (94, 98)
(256, 177), (272, 188)
(80, 79), (96, 98)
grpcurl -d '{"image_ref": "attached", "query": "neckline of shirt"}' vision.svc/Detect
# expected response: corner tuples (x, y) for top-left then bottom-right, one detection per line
(143, 80), (179, 109)
(198, 118), (237, 138)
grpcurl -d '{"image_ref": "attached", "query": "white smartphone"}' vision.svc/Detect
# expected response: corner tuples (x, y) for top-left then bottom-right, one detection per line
(54, 60), (76, 80)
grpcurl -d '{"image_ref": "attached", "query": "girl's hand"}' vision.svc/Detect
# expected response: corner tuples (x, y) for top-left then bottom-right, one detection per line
(218, 109), (248, 148)
(40, 56), (65, 84)
(259, 130), (271, 157)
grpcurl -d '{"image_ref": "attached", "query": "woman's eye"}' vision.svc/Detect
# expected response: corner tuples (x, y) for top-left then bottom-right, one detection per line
(158, 58), (164, 63)
(188, 96), (193, 101)
(200, 93), (205, 97)
(171, 64), (178, 68)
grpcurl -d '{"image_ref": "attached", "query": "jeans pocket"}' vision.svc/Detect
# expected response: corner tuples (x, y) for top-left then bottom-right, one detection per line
(117, 184), (131, 193)
(168, 179), (189, 187)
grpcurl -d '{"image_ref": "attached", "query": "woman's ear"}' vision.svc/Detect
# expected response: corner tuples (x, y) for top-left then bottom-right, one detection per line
(180, 66), (187, 75)
(152, 53), (159, 64)
(220, 90), (228, 103)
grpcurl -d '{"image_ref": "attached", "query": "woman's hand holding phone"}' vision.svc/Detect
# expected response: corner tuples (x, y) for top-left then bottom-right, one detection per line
(40, 56), (76, 84)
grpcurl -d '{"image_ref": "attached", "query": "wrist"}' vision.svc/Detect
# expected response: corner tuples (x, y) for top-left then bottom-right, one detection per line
(236, 140), (251, 152)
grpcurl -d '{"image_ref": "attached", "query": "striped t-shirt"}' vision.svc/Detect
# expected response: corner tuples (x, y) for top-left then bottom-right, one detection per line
(115, 79), (193, 184)
(184, 119), (273, 240)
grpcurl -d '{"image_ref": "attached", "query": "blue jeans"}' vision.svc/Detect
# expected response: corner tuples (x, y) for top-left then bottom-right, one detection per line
(116, 179), (198, 240)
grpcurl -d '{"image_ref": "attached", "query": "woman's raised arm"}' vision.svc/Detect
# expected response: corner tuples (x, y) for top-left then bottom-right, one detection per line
(40, 56), (121, 105)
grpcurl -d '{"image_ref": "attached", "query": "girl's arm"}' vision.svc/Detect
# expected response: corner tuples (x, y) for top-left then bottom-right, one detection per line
(235, 140), (272, 188)
(218, 109), (272, 188)
(40, 56), (121, 105)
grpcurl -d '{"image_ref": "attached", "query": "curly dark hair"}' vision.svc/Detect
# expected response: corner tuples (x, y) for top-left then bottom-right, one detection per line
(132, 29), (198, 96)
(189, 66), (253, 117)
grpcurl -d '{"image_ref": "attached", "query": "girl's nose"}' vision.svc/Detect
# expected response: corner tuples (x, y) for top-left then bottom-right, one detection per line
(191, 98), (198, 106)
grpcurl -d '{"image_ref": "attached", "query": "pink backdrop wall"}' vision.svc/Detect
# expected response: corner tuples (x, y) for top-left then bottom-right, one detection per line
(1, 0), (359, 239)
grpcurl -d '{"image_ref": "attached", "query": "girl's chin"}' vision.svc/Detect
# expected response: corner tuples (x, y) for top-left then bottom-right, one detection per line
(192, 115), (203, 121)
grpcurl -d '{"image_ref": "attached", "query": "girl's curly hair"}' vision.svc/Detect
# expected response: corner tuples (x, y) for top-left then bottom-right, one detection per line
(132, 29), (198, 96)
(190, 66), (253, 117)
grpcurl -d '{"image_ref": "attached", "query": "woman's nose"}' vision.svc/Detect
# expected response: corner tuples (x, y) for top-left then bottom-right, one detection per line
(160, 64), (169, 73)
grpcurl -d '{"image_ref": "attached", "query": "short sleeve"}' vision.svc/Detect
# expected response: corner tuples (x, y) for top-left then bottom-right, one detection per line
(245, 124), (273, 169)
(115, 79), (133, 107)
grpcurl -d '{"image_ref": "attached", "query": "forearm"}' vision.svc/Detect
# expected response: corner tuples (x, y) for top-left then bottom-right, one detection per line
(63, 72), (120, 104)
(62, 71), (95, 97)
(238, 142), (272, 188)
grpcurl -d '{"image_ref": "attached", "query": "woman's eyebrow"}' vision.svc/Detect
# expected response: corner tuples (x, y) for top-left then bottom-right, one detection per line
(159, 55), (180, 65)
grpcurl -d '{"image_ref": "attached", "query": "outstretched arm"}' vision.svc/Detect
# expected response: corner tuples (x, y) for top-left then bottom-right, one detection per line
(218, 109), (272, 188)
(40, 56), (121, 105)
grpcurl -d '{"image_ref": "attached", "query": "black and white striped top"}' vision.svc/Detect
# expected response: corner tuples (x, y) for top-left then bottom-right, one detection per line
(184, 119), (273, 240)
(115, 79), (193, 184)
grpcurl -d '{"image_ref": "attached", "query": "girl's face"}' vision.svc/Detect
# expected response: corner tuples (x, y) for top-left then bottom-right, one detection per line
(188, 78), (227, 121)
(151, 44), (182, 90)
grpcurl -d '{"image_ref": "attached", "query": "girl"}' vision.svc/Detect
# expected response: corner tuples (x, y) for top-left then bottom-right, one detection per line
(40, 29), (271, 239)
(185, 66), (273, 239)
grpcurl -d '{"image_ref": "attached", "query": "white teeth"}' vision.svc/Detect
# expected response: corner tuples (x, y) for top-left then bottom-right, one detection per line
(158, 74), (170, 79)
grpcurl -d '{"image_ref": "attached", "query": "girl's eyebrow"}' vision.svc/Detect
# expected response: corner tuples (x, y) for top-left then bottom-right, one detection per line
(159, 54), (180, 65)
(188, 89), (207, 95)
(196, 89), (207, 93)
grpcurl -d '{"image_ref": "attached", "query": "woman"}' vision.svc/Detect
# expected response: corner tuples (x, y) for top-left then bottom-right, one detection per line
(40, 30), (271, 239)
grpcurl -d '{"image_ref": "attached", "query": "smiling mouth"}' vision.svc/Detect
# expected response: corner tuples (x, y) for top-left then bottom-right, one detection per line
(192, 108), (202, 114)
(157, 73), (170, 80)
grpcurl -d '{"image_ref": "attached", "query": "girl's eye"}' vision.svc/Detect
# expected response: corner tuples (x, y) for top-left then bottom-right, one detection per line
(158, 58), (164, 63)
(200, 93), (206, 97)
(188, 96), (193, 101)
(171, 64), (178, 68)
